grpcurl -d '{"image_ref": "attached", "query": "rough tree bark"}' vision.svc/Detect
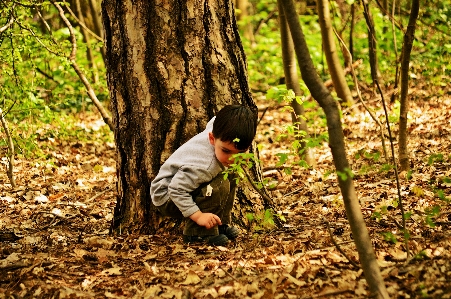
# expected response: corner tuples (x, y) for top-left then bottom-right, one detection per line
(317, 0), (354, 108)
(279, 0), (389, 298)
(399, 0), (420, 171)
(277, 0), (315, 166)
(101, 0), (264, 234)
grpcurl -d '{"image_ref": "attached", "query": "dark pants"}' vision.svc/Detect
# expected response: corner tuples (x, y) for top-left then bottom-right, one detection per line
(156, 173), (236, 237)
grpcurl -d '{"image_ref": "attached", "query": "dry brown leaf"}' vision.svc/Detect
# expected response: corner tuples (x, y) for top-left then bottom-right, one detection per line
(180, 270), (201, 285)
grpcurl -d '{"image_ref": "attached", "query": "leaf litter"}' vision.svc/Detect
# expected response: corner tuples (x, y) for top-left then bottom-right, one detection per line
(1, 89), (451, 298)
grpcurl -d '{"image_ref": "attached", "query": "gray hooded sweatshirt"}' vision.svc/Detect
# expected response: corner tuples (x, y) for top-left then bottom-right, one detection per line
(150, 117), (224, 217)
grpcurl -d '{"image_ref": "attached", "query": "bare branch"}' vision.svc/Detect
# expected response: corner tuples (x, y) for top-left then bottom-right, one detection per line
(14, 19), (60, 56)
(324, 220), (359, 269)
(243, 168), (283, 228)
(34, 5), (59, 46)
(52, 1), (113, 131)
(63, 0), (103, 42)
(0, 15), (14, 34)
(333, 28), (389, 163)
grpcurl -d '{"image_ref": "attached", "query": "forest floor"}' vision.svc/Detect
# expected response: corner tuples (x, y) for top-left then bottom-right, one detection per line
(1, 86), (451, 298)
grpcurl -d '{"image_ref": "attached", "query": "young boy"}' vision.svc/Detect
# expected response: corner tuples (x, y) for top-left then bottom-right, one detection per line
(150, 105), (257, 246)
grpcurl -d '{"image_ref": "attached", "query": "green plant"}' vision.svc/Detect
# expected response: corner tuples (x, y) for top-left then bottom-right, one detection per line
(246, 209), (285, 232)
(265, 86), (329, 172)
(1, 2), (109, 159)
(427, 153), (444, 165)
(424, 205), (441, 228)
(381, 231), (397, 244)
(223, 152), (256, 182)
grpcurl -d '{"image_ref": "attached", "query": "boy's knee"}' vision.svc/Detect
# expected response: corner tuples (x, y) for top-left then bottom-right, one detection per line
(155, 200), (184, 219)
(193, 179), (231, 210)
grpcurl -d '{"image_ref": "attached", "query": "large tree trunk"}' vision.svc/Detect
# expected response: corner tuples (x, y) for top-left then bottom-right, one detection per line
(279, 0), (389, 298)
(102, 0), (261, 234)
(398, 0), (420, 171)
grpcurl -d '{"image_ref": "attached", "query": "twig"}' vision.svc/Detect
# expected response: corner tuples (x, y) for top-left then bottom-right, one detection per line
(374, 0), (447, 40)
(0, 108), (16, 188)
(35, 6), (51, 33)
(32, 211), (79, 231)
(218, 266), (240, 283)
(254, 8), (277, 36)
(36, 67), (56, 81)
(375, 79), (409, 257)
(312, 288), (354, 298)
(0, 12), (15, 33)
(333, 29), (389, 163)
(243, 168), (282, 228)
(257, 106), (269, 126)
(0, 261), (31, 271)
(243, 169), (276, 211)
(13, 18), (60, 56)
(33, 5), (59, 47)
(283, 186), (304, 197)
(387, 215), (404, 230)
(52, 1), (113, 131)
(324, 220), (359, 269)
(87, 189), (109, 202)
(63, 1), (103, 42)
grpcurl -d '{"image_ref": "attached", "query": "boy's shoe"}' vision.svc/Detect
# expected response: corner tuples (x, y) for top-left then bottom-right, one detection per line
(218, 224), (239, 240)
(183, 234), (229, 246)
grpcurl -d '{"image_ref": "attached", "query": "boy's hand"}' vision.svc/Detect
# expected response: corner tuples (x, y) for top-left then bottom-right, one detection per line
(189, 211), (222, 229)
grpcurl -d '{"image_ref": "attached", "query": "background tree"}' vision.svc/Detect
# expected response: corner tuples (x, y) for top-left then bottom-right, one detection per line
(398, 0), (420, 171)
(101, 0), (264, 234)
(235, 0), (254, 42)
(279, 0), (389, 297)
(277, 0), (315, 166)
(362, 0), (381, 84)
(317, 0), (354, 108)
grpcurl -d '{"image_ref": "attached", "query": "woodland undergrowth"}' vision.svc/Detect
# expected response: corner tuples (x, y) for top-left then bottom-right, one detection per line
(0, 85), (450, 298)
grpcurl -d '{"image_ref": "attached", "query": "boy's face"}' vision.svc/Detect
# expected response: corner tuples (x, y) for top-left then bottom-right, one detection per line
(208, 132), (247, 167)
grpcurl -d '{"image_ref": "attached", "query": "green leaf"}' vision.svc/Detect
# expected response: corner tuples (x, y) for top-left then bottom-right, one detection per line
(371, 211), (381, 220)
(246, 213), (254, 221)
(436, 189), (446, 200)
(403, 211), (412, 220)
(381, 231), (397, 244)
(425, 216), (436, 228)
(284, 167), (292, 175)
(428, 153), (444, 165)
(276, 153), (289, 166)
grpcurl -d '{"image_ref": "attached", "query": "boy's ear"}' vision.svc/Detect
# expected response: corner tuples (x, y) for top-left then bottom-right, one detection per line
(208, 132), (215, 145)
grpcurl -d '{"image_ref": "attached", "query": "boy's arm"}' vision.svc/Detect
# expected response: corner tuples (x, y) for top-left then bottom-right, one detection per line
(168, 166), (222, 228)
